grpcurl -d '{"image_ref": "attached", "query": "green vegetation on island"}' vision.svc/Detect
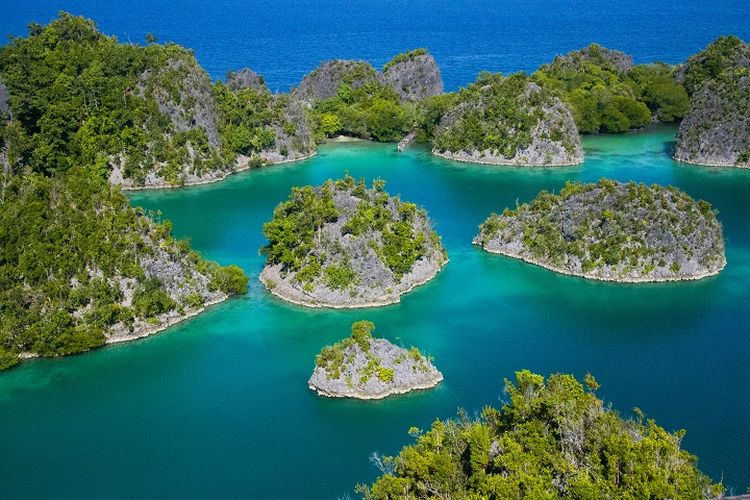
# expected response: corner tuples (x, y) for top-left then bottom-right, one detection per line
(677, 35), (750, 95)
(430, 72), (583, 165)
(358, 370), (723, 499)
(0, 168), (247, 370)
(0, 13), (313, 189)
(533, 44), (690, 133)
(475, 180), (725, 282)
(310, 80), (411, 142)
(309, 320), (442, 399)
(260, 175), (446, 307)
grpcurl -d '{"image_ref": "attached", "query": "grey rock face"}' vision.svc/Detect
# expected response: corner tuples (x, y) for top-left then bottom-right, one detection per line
(675, 76), (750, 167)
(85, 220), (227, 343)
(0, 78), (9, 116)
(379, 53), (444, 102)
(226, 68), (267, 92)
(259, 96), (316, 163)
(138, 56), (221, 151)
(309, 338), (442, 399)
(434, 82), (583, 166)
(475, 181), (726, 282)
(292, 60), (378, 104)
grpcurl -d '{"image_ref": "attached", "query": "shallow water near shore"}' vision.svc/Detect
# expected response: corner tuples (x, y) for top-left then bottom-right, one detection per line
(1, 126), (750, 497)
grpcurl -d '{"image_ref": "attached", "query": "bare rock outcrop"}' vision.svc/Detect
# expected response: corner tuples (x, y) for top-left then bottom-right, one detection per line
(292, 60), (378, 105)
(138, 56), (221, 151)
(226, 67), (268, 92)
(674, 36), (750, 167)
(0, 78), (9, 116)
(379, 49), (444, 102)
(675, 76), (750, 167)
(475, 180), (726, 282)
(309, 321), (442, 399)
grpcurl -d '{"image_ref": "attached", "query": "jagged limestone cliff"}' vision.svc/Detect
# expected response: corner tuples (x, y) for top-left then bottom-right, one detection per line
(432, 73), (583, 166)
(293, 60), (379, 105)
(259, 175), (447, 308)
(379, 49), (444, 102)
(309, 321), (442, 399)
(475, 180), (725, 282)
(226, 68), (268, 93)
(674, 36), (750, 167)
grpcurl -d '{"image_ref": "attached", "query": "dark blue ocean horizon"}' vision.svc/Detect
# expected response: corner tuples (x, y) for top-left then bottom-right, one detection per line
(3, 0), (750, 92)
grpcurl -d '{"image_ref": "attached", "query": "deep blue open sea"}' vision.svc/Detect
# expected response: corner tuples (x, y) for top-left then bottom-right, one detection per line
(3, 0), (750, 91)
(2, 2), (750, 499)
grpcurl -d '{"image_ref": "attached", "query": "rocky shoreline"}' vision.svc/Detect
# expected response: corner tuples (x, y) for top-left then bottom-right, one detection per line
(475, 180), (726, 283)
(16, 294), (232, 363)
(117, 151), (317, 192)
(475, 243), (726, 283)
(309, 322), (443, 400)
(106, 294), (229, 344)
(260, 252), (447, 308)
(433, 149), (583, 167)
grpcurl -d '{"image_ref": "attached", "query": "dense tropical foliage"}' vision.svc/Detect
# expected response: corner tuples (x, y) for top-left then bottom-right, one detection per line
(0, 168), (247, 369)
(310, 81), (412, 142)
(533, 44), (689, 133)
(359, 371), (723, 499)
(430, 72), (576, 156)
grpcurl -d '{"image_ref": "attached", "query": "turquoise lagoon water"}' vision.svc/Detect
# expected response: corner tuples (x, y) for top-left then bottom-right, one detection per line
(1, 127), (750, 498)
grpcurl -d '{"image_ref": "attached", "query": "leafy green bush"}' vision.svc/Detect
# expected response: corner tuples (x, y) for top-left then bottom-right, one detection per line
(359, 371), (723, 499)
(310, 82), (408, 141)
(324, 263), (358, 290)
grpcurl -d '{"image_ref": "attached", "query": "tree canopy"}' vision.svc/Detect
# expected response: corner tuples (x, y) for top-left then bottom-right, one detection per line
(359, 371), (723, 499)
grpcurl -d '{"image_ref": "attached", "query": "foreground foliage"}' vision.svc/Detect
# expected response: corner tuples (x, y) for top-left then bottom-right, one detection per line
(359, 371), (723, 499)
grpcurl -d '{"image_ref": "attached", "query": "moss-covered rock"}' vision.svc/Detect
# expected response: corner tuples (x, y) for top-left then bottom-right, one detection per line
(259, 175), (447, 308)
(475, 180), (725, 282)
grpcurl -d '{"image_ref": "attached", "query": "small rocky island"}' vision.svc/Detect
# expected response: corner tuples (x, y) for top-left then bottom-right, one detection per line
(309, 321), (442, 399)
(474, 180), (726, 282)
(432, 73), (583, 166)
(259, 175), (447, 307)
(674, 36), (750, 168)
